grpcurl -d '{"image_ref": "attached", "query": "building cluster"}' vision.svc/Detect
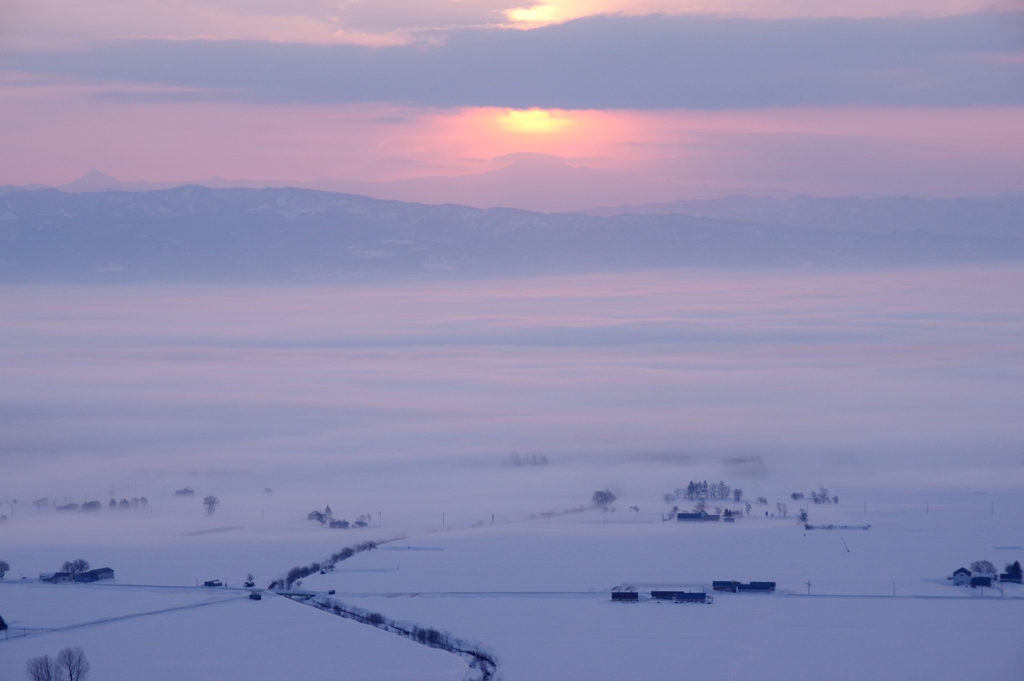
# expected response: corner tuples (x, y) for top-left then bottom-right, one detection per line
(611, 580), (774, 603)
(676, 509), (741, 523)
(39, 568), (114, 584)
(306, 505), (369, 529)
(951, 562), (1022, 588)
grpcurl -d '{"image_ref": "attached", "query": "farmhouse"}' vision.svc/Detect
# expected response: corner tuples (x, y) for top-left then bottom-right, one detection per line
(677, 511), (719, 522)
(952, 568), (971, 586)
(39, 572), (72, 583)
(74, 567), (114, 583)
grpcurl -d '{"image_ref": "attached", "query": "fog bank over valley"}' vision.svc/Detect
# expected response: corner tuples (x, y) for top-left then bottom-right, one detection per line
(2, 266), (1021, 513)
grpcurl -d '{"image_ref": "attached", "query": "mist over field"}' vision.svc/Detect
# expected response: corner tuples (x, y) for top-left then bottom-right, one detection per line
(3, 265), (1022, 514)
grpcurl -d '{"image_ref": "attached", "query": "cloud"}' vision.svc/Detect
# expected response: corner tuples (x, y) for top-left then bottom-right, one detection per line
(3, 12), (1022, 109)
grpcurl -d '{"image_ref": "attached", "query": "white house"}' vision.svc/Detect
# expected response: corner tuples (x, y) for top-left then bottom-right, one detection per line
(951, 567), (971, 586)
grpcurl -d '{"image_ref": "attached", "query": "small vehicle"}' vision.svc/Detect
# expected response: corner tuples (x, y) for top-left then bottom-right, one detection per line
(249, 593), (262, 600)
(243, 580), (255, 588)
(203, 579), (223, 587)
(328, 589), (336, 595)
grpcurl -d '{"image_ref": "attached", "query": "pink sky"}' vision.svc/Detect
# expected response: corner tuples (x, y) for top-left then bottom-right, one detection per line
(1, 1), (1022, 204)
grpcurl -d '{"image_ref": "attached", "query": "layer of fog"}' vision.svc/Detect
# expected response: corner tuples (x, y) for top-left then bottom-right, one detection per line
(2, 265), (1022, 523)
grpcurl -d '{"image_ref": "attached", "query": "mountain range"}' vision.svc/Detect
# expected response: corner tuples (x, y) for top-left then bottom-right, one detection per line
(0, 185), (1021, 283)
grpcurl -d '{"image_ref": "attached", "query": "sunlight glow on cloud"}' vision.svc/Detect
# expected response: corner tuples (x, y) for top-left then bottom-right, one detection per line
(497, 109), (575, 134)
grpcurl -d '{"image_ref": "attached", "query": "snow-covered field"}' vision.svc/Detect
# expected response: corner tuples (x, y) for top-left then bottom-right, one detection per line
(2, 268), (1023, 679)
(0, 583), (466, 681)
(2, 489), (1022, 680)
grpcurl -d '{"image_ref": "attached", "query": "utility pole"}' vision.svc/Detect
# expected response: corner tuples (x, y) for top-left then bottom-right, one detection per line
(442, 513), (445, 527)
(806, 580), (811, 595)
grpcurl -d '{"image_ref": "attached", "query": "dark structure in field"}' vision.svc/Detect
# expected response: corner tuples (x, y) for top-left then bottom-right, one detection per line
(713, 580), (775, 593)
(39, 572), (72, 583)
(677, 511), (720, 522)
(651, 591), (710, 603)
(611, 591), (639, 601)
(73, 568), (114, 583)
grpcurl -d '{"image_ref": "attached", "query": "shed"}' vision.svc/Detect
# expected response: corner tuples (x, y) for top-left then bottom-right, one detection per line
(952, 567), (971, 586)
(39, 572), (72, 583)
(677, 511), (718, 522)
(74, 568), (114, 583)
(738, 581), (776, 593)
(999, 573), (1022, 584)
(713, 581), (739, 592)
(611, 591), (639, 601)
(675, 591), (710, 603)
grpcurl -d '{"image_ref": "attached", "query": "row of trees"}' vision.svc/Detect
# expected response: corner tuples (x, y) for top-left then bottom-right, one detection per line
(665, 481), (742, 503)
(269, 541), (378, 590)
(27, 647), (89, 681)
(790, 488), (839, 504)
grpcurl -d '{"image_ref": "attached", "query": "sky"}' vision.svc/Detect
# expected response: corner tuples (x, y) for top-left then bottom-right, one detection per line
(1, 0), (1023, 205)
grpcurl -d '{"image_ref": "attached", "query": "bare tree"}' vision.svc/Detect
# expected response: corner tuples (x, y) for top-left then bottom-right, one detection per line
(55, 647), (90, 681)
(61, 559), (90, 578)
(591, 490), (616, 508)
(203, 496), (219, 515)
(26, 655), (56, 681)
(0, 559), (9, 578)
(970, 560), (997, 575)
(733, 489), (743, 502)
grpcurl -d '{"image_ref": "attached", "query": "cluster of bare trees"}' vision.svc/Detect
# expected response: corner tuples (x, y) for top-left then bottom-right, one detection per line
(61, 560), (90, 578)
(0, 559), (10, 578)
(666, 481), (739, 503)
(26, 647), (89, 681)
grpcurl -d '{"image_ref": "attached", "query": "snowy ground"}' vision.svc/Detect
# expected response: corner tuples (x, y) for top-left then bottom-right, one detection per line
(2, 269), (1023, 679)
(2, 490), (1021, 680)
(0, 583), (466, 681)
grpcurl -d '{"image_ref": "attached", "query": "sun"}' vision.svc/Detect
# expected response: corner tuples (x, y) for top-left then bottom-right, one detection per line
(498, 109), (574, 134)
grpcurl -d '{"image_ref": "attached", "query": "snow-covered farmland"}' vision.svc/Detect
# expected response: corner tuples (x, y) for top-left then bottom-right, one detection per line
(2, 490), (1021, 680)
(0, 583), (467, 681)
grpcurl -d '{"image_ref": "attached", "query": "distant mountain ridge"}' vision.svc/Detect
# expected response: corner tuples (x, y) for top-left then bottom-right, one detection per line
(0, 185), (1021, 283)
(587, 194), (1024, 240)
